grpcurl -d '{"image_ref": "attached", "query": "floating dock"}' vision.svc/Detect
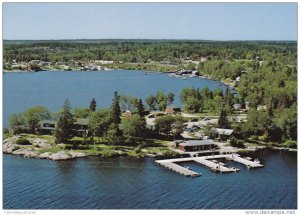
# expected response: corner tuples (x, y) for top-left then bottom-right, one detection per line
(156, 161), (200, 177)
(193, 158), (237, 173)
(155, 154), (263, 177)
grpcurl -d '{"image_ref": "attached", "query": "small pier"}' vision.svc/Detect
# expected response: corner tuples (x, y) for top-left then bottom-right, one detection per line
(193, 157), (236, 173)
(155, 154), (263, 177)
(226, 154), (263, 168)
(156, 161), (200, 177)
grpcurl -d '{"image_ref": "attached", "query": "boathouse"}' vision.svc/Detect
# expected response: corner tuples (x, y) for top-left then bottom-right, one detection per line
(177, 139), (216, 152)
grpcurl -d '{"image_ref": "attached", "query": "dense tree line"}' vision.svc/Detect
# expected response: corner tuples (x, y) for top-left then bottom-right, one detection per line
(3, 40), (296, 65)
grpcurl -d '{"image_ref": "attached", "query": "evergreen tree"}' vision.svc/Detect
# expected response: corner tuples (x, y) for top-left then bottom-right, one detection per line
(111, 91), (121, 124)
(107, 124), (123, 145)
(146, 95), (157, 110)
(137, 98), (145, 118)
(90, 98), (97, 112)
(167, 93), (175, 105)
(55, 99), (75, 143)
(218, 107), (230, 129)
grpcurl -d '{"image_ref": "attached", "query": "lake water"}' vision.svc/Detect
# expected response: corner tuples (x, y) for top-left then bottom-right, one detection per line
(3, 149), (297, 209)
(3, 70), (297, 209)
(3, 70), (227, 127)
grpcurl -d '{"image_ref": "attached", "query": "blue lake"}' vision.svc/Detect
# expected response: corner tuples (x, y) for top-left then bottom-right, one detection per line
(3, 70), (227, 127)
(3, 150), (297, 209)
(3, 70), (297, 209)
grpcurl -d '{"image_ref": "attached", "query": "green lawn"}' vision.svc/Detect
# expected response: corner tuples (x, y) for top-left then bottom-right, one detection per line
(38, 146), (62, 153)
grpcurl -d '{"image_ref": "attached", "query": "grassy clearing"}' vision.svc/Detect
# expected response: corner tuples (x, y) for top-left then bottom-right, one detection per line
(106, 62), (179, 73)
(244, 143), (259, 147)
(38, 146), (62, 154)
(12, 134), (177, 158)
(20, 134), (55, 144)
(151, 139), (173, 147)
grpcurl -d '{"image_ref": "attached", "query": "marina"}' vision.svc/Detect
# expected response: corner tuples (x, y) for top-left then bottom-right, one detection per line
(155, 154), (263, 177)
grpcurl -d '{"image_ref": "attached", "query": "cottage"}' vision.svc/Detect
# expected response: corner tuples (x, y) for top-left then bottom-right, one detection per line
(123, 110), (132, 117)
(177, 139), (217, 152)
(30, 60), (40, 65)
(38, 120), (56, 134)
(257, 105), (267, 111)
(74, 118), (89, 136)
(211, 128), (234, 140)
(165, 106), (181, 114)
(233, 103), (242, 110)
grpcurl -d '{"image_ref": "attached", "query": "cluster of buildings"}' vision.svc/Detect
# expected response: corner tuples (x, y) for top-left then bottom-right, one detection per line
(173, 127), (235, 154)
(4, 59), (112, 71)
(15, 118), (89, 137)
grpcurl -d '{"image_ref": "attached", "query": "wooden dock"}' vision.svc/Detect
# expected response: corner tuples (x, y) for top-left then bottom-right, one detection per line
(193, 157), (237, 173)
(226, 154), (263, 168)
(155, 153), (263, 177)
(156, 160), (200, 177)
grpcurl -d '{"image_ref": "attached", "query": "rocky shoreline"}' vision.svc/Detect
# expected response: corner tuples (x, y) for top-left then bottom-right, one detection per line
(3, 136), (88, 161)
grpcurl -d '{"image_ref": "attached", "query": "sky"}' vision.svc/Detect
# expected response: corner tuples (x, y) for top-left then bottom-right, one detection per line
(3, 3), (297, 40)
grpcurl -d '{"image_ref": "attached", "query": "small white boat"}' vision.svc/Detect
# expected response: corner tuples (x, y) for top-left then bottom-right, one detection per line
(191, 173), (200, 177)
(184, 166), (191, 170)
(211, 166), (219, 172)
(244, 157), (252, 161)
(230, 167), (240, 172)
(254, 158), (260, 164)
(218, 162), (226, 166)
(146, 153), (156, 158)
(211, 160), (218, 163)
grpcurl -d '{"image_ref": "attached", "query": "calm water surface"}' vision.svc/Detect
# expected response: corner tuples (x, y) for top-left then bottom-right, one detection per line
(3, 70), (297, 209)
(3, 70), (227, 127)
(3, 150), (297, 209)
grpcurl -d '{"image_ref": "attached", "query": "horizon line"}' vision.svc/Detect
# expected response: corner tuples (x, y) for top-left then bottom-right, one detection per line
(3, 38), (297, 42)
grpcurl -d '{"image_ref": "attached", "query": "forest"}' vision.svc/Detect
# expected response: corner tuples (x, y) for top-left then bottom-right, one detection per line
(3, 40), (296, 64)
(4, 40), (297, 147)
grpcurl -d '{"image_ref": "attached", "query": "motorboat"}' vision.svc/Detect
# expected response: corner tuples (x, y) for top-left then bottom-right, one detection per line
(230, 167), (240, 172)
(184, 166), (191, 170)
(254, 158), (260, 164)
(218, 162), (226, 166)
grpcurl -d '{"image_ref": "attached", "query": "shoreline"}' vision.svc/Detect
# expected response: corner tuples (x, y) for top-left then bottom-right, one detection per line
(2, 135), (176, 161)
(3, 135), (296, 162)
(3, 68), (235, 88)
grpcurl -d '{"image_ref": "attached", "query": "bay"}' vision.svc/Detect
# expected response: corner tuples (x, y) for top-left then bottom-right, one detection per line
(3, 70), (227, 127)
